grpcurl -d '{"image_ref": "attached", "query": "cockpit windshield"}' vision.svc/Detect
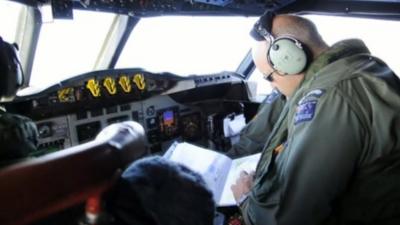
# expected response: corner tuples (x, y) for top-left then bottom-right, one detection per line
(306, 15), (400, 76)
(26, 13), (257, 88)
(115, 16), (257, 76)
(30, 10), (115, 87)
(0, 1), (24, 43)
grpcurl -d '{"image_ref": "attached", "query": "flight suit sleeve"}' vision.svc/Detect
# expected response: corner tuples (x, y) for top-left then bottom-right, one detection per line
(274, 89), (365, 225)
(0, 112), (38, 166)
(226, 90), (285, 158)
(239, 197), (253, 225)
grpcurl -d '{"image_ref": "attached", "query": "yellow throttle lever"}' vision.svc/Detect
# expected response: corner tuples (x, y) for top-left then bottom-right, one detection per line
(133, 74), (146, 90)
(86, 79), (101, 97)
(103, 77), (117, 95)
(119, 75), (132, 93)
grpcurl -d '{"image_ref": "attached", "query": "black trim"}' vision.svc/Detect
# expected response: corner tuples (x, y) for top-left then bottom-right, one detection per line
(9, 0), (400, 20)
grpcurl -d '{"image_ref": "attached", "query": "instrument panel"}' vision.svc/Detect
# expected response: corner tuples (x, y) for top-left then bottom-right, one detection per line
(10, 69), (246, 155)
(34, 95), (203, 154)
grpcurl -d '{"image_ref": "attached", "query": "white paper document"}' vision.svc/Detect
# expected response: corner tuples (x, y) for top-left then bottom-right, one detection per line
(223, 114), (246, 145)
(164, 142), (261, 206)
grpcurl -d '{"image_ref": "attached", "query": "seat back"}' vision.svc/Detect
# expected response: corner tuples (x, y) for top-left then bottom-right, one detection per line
(0, 121), (146, 225)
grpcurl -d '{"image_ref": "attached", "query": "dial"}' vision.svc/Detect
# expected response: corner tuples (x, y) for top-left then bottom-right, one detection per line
(37, 123), (53, 139)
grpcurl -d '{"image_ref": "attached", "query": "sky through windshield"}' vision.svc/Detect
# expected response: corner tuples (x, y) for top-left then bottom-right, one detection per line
(0, 1), (23, 43)
(116, 16), (257, 76)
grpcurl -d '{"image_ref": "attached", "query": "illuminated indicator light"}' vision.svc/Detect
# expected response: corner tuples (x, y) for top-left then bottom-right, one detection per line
(57, 87), (74, 102)
(103, 77), (117, 95)
(86, 79), (101, 97)
(119, 75), (132, 93)
(133, 73), (146, 90)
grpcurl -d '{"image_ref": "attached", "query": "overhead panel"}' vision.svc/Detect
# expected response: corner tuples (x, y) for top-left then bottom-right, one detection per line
(71, 0), (295, 16)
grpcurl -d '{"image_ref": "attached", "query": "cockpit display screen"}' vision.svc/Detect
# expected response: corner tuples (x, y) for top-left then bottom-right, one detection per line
(158, 107), (179, 140)
(163, 110), (174, 126)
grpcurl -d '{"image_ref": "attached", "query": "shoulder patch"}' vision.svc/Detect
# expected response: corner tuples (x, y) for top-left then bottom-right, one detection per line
(298, 89), (325, 105)
(307, 89), (325, 97)
(265, 89), (281, 104)
(294, 100), (317, 125)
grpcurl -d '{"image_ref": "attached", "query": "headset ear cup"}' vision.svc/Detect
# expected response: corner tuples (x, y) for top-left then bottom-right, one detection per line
(267, 37), (308, 75)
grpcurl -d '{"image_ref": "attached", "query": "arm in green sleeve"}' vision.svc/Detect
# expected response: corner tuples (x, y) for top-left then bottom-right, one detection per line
(226, 90), (286, 158)
(239, 195), (255, 225)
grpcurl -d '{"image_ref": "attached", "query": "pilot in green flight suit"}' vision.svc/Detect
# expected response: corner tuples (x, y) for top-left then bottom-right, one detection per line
(0, 37), (38, 167)
(231, 13), (400, 225)
(226, 88), (286, 158)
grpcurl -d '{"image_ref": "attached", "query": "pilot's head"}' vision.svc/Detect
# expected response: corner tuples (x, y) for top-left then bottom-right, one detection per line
(0, 37), (24, 102)
(107, 156), (216, 225)
(250, 13), (328, 97)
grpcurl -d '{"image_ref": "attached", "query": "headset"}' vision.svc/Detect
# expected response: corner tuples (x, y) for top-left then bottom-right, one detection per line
(0, 37), (24, 101)
(250, 11), (311, 75)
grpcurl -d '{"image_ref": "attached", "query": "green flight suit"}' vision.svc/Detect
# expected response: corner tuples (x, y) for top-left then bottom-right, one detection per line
(226, 89), (286, 158)
(0, 110), (38, 167)
(240, 39), (400, 225)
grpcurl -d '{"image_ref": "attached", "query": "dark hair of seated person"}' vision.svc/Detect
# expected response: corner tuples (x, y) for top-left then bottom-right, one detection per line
(106, 156), (216, 225)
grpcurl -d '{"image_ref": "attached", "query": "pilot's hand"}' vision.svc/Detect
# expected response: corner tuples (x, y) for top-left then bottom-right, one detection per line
(231, 170), (255, 204)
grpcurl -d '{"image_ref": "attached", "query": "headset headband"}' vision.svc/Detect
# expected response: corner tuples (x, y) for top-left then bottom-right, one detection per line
(250, 11), (276, 41)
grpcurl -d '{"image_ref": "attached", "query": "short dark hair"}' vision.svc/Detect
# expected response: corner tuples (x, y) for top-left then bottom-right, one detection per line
(107, 156), (216, 225)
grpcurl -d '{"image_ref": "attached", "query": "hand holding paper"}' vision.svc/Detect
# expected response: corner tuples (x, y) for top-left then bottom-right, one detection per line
(164, 142), (261, 206)
(231, 170), (255, 203)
